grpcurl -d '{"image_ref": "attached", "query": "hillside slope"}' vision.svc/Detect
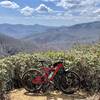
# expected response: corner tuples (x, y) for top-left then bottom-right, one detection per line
(0, 33), (38, 56)
(0, 21), (100, 50)
(24, 21), (100, 49)
(0, 24), (53, 38)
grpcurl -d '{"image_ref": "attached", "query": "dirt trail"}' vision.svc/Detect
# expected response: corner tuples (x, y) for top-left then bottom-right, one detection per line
(9, 89), (100, 100)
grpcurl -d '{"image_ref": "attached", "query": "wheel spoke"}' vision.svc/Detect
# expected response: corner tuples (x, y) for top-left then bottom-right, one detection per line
(22, 69), (43, 92)
(60, 71), (80, 94)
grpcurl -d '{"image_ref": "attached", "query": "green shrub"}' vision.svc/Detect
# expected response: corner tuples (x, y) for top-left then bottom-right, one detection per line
(0, 43), (100, 92)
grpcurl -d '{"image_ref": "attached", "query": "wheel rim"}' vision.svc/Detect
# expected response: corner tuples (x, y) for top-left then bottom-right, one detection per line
(60, 71), (80, 93)
(22, 70), (43, 92)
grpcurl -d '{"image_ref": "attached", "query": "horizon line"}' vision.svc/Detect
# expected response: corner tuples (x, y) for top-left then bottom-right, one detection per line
(0, 20), (100, 27)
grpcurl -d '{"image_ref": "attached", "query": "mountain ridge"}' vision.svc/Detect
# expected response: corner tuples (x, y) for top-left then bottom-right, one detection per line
(0, 33), (39, 56)
(0, 21), (100, 54)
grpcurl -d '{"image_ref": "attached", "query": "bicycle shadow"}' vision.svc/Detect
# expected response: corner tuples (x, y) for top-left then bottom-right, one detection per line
(24, 91), (88, 100)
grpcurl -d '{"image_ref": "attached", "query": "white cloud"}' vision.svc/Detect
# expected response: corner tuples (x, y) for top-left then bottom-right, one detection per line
(42, 0), (100, 18)
(93, 8), (100, 17)
(35, 4), (53, 13)
(94, 9), (100, 14)
(57, 0), (88, 10)
(56, 11), (73, 17)
(20, 6), (34, 16)
(42, 0), (58, 2)
(54, 0), (100, 18)
(80, 0), (94, 6)
(0, 1), (19, 9)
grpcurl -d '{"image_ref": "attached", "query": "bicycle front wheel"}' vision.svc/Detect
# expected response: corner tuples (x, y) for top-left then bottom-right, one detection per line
(60, 71), (80, 94)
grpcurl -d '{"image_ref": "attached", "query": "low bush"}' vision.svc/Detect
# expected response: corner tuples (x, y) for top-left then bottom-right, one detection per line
(0, 43), (100, 93)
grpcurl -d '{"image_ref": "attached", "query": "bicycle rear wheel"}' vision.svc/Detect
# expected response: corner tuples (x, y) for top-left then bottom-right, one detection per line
(22, 69), (43, 92)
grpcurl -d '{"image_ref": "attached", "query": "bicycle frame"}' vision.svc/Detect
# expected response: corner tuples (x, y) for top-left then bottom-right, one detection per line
(49, 63), (64, 81)
(23, 59), (80, 94)
(32, 62), (64, 84)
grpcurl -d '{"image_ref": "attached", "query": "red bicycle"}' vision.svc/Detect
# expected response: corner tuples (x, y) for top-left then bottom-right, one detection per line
(22, 59), (80, 94)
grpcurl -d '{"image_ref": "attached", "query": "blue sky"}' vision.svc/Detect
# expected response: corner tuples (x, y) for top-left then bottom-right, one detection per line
(0, 0), (100, 26)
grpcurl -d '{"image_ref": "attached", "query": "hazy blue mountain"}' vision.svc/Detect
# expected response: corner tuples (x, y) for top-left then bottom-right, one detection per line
(0, 24), (53, 38)
(0, 33), (39, 56)
(0, 21), (100, 51)
(24, 21), (100, 49)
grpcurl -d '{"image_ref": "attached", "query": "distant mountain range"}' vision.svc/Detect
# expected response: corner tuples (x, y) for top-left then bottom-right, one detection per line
(0, 24), (54, 38)
(0, 33), (39, 56)
(0, 21), (100, 56)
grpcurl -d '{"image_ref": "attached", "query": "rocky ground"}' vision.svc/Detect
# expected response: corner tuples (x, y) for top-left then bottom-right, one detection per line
(8, 89), (100, 100)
